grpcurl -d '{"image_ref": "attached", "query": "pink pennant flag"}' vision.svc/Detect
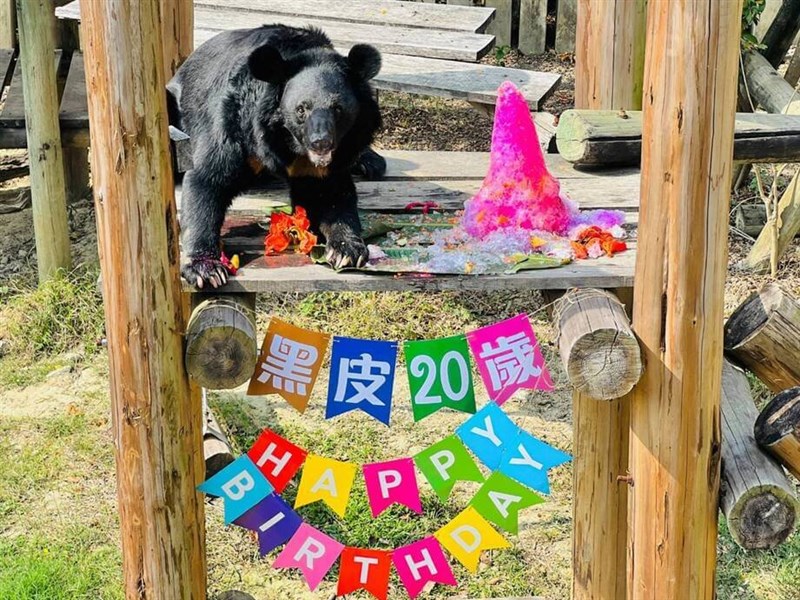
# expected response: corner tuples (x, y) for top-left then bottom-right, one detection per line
(273, 523), (344, 591)
(393, 537), (457, 599)
(363, 458), (422, 518)
(467, 314), (553, 404)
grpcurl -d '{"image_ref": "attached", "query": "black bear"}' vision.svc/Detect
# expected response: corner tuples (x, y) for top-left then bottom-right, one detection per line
(168, 25), (385, 288)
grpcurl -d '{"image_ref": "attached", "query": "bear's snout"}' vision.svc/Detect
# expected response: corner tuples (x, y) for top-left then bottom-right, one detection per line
(306, 108), (336, 165)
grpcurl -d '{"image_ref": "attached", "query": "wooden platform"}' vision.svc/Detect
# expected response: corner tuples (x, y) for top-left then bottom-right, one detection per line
(178, 151), (639, 294)
(56, 0), (561, 109)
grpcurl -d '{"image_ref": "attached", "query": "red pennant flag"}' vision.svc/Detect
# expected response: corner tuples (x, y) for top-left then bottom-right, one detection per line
(247, 428), (308, 493)
(337, 547), (392, 600)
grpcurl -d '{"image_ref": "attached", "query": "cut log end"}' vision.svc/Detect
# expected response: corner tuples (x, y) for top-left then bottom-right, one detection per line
(755, 387), (800, 481)
(186, 295), (258, 390)
(726, 485), (798, 550)
(554, 288), (643, 400)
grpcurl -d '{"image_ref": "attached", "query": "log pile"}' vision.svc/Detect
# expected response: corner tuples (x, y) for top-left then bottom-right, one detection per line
(756, 388), (800, 481)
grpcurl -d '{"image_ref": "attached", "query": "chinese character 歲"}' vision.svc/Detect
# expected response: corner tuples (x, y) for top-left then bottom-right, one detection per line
(478, 332), (542, 393)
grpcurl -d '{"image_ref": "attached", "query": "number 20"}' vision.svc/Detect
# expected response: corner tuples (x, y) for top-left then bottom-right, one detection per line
(410, 351), (469, 405)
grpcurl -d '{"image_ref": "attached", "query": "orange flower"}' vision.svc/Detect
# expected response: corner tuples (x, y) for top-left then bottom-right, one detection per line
(264, 207), (318, 256)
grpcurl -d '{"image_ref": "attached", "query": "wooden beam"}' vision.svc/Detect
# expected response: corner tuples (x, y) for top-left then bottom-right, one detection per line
(628, 1), (741, 598)
(755, 387), (800, 481)
(0, 0), (15, 48)
(186, 295), (258, 390)
(720, 360), (798, 550)
(160, 0), (192, 80)
(574, 0), (647, 111)
(556, 109), (800, 166)
(724, 282), (800, 393)
(79, 1), (206, 597)
(570, 3), (645, 599)
(16, 0), (71, 282)
(760, 0), (800, 69)
(518, 0), (547, 55)
(555, 0), (577, 53)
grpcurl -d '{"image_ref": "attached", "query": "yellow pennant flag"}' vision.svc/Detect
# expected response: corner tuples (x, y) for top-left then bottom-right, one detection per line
(295, 454), (357, 518)
(434, 506), (511, 573)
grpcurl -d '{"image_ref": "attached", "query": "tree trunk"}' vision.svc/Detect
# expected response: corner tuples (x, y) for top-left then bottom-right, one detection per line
(628, 1), (741, 598)
(724, 283), (800, 393)
(720, 361), (798, 550)
(16, 0), (71, 282)
(755, 387), (800, 481)
(760, 0), (800, 69)
(79, 1), (207, 597)
(160, 0), (193, 79)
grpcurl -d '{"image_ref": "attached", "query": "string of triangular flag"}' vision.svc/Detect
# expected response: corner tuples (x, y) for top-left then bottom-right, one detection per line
(198, 402), (571, 599)
(247, 313), (554, 422)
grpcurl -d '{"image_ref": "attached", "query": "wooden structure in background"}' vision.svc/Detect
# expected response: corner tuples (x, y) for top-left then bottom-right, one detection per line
(720, 360), (798, 550)
(756, 387), (800, 481)
(79, 0), (206, 597)
(0, 0), (15, 48)
(16, 0), (71, 282)
(725, 283), (800, 393)
(628, 1), (741, 598)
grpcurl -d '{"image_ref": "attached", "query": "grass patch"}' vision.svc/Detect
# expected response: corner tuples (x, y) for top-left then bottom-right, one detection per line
(0, 532), (122, 600)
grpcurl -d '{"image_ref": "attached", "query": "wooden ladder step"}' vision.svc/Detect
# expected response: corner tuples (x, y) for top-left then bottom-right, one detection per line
(0, 48), (14, 90)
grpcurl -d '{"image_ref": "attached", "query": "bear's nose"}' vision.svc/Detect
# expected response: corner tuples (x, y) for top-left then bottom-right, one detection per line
(309, 137), (333, 153)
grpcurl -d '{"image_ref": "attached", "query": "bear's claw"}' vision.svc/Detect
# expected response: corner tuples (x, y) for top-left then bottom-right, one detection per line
(182, 255), (229, 289)
(324, 236), (369, 270)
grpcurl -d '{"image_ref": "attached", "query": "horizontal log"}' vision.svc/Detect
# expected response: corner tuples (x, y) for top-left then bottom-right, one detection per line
(724, 283), (800, 393)
(720, 360), (798, 550)
(755, 387), (800, 481)
(203, 389), (235, 480)
(556, 109), (800, 166)
(552, 288), (642, 400)
(186, 294), (258, 390)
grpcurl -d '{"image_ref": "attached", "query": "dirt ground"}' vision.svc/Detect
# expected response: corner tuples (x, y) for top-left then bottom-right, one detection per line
(1, 50), (800, 600)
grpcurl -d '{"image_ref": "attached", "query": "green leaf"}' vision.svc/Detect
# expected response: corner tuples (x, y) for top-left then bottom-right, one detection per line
(505, 255), (571, 274)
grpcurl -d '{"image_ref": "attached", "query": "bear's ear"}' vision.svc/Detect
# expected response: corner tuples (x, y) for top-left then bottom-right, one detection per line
(248, 45), (288, 84)
(348, 44), (381, 81)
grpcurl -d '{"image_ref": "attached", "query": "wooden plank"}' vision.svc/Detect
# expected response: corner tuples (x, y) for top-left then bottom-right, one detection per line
(0, 126), (89, 149)
(485, 0), (512, 46)
(0, 51), (60, 127)
(555, 0), (577, 52)
(0, 48), (13, 90)
(191, 6), (495, 62)
(519, 0), (548, 55)
(0, 0), (15, 48)
(557, 109), (800, 166)
(195, 0), (495, 34)
(59, 51), (87, 128)
(187, 241), (637, 294)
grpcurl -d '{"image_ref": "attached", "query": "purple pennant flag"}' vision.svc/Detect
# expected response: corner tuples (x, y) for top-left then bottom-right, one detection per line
(234, 493), (303, 555)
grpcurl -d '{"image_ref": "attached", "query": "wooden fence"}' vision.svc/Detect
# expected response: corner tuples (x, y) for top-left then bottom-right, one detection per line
(410, 0), (577, 54)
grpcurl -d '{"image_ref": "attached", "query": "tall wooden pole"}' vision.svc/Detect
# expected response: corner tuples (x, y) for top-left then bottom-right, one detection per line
(16, 0), (71, 282)
(80, 1), (206, 598)
(0, 0), (15, 48)
(160, 0), (193, 79)
(628, 2), (742, 599)
(572, 3), (646, 599)
(575, 0), (647, 111)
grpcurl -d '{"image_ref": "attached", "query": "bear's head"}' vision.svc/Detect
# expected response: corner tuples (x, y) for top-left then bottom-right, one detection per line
(248, 43), (381, 168)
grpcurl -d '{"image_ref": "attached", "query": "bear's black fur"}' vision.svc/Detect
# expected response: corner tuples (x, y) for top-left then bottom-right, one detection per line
(168, 25), (385, 288)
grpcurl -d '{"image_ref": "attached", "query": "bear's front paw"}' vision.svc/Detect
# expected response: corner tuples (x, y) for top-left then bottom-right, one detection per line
(324, 235), (369, 270)
(182, 255), (229, 289)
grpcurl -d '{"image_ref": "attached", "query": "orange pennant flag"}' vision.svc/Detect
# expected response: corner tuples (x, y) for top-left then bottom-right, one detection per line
(247, 318), (330, 413)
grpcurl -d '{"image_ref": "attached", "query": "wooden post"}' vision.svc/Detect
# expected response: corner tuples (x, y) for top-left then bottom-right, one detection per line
(79, 1), (206, 598)
(575, 0), (647, 111)
(570, 3), (646, 599)
(720, 360), (798, 550)
(724, 283), (800, 393)
(16, 0), (71, 281)
(186, 295), (258, 390)
(628, 1), (741, 598)
(0, 0), (15, 48)
(160, 0), (193, 79)
(755, 387), (800, 480)
(518, 0), (547, 55)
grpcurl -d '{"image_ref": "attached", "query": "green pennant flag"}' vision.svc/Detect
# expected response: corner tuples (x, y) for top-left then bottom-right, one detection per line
(413, 435), (484, 501)
(469, 471), (544, 534)
(404, 335), (476, 422)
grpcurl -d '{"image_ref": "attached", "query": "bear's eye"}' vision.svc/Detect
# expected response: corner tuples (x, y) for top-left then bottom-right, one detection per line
(295, 105), (307, 121)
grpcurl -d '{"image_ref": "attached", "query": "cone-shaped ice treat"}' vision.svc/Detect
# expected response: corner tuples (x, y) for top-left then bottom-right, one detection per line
(462, 81), (576, 238)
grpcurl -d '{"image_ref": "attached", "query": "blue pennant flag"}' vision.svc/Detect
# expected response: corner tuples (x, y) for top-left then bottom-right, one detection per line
(234, 493), (303, 555)
(326, 336), (398, 425)
(198, 455), (273, 523)
(497, 429), (572, 494)
(456, 402), (519, 470)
